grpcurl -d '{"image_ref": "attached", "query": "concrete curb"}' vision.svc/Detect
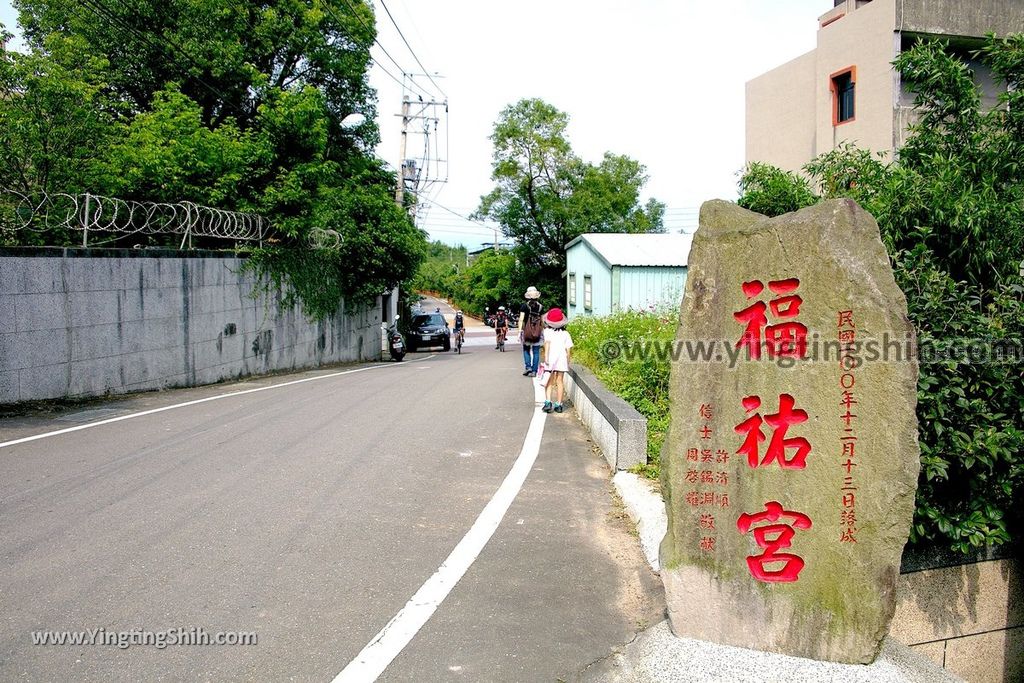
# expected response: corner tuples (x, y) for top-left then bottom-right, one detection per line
(611, 472), (665, 572)
(566, 364), (647, 471)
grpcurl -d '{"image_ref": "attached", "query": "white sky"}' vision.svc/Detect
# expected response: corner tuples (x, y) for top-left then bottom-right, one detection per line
(0, 0), (835, 249)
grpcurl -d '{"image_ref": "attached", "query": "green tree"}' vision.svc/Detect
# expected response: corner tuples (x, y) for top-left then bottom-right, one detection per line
(104, 86), (271, 206)
(412, 241), (467, 296)
(0, 38), (116, 198)
(5, 0), (426, 314)
(14, 0), (378, 141)
(736, 35), (1024, 553)
(476, 98), (665, 304)
(449, 250), (525, 317)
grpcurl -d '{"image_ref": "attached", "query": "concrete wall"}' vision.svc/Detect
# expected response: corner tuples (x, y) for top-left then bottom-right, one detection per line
(745, 50), (819, 175)
(0, 248), (381, 404)
(898, 0), (1024, 39)
(745, 0), (899, 172)
(892, 557), (1022, 683)
(815, 0), (898, 157)
(747, 0), (1024, 173)
(564, 364), (646, 471)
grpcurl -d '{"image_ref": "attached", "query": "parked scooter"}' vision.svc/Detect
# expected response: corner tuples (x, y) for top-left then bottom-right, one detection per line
(388, 315), (406, 361)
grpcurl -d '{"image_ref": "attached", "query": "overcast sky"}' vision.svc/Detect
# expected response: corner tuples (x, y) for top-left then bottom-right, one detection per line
(1, 0), (835, 249)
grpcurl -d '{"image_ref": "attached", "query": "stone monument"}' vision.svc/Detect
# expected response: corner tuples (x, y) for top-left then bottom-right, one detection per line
(660, 199), (920, 664)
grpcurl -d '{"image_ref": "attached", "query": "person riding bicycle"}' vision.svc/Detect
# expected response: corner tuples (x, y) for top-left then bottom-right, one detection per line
(494, 306), (509, 349)
(453, 310), (465, 343)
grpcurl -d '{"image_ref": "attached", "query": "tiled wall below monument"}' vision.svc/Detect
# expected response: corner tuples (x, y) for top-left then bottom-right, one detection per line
(892, 558), (1022, 683)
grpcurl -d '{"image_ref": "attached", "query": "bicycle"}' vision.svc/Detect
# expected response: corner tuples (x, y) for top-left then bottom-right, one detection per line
(495, 326), (507, 352)
(452, 327), (464, 353)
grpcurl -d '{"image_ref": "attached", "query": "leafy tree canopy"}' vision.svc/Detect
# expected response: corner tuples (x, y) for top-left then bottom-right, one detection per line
(448, 249), (527, 316)
(1, 0), (425, 316)
(476, 98), (665, 304)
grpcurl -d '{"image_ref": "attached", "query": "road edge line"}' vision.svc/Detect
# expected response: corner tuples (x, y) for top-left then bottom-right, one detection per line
(0, 359), (426, 450)
(332, 381), (548, 682)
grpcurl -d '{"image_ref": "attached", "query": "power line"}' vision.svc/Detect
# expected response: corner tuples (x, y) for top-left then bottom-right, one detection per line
(377, 0), (447, 100)
(417, 196), (495, 229)
(327, 0), (423, 97)
(333, 0), (437, 102)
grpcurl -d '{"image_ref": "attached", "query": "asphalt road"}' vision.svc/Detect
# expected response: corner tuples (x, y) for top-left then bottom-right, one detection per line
(0, 302), (663, 682)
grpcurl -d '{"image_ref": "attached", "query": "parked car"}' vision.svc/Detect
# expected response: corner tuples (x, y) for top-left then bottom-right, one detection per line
(408, 312), (451, 352)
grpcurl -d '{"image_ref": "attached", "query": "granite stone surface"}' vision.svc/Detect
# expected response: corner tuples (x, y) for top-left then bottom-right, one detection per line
(659, 200), (920, 663)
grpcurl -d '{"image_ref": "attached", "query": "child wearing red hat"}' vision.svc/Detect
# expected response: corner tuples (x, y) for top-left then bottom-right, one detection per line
(541, 308), (573, 413)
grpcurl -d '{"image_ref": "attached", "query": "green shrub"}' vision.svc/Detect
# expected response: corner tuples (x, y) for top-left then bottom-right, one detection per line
(569, 311), (677, 479)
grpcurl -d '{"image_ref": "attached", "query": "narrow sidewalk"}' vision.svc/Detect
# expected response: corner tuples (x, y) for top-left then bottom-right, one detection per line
(379, 398), (666, 682)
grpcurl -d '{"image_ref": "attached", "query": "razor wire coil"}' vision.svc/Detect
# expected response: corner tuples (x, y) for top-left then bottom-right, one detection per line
(1, 190), (270, 247)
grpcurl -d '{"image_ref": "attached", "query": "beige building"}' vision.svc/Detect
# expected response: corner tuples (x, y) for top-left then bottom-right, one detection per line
(746, 0), (1024, 174)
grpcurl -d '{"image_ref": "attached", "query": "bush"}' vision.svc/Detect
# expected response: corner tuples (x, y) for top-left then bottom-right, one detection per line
(569, 311), (677, 479)
(736, 162), (818, 217)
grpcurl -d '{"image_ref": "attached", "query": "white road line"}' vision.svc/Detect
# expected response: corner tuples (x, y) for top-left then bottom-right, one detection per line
(0, 358), (434, 451)
(333, 381), (548, 683)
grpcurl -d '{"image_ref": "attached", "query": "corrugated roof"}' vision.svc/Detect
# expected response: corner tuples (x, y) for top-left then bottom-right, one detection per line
(566, 233), (693, 268)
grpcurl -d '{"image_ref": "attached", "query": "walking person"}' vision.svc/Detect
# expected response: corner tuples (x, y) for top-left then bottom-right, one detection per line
(541, 308), (573, 413)
(518, 286), (545, 376)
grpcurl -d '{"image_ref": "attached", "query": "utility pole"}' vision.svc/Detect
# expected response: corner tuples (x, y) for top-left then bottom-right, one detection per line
(393, 81), (446, 220)
(395, 96), (410, 207)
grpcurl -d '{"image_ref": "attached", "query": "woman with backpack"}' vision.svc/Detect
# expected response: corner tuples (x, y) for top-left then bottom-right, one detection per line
(518, 286), (545, 377)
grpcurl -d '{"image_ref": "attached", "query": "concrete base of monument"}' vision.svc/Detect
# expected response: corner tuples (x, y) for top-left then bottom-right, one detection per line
(583, 620), (962, 683)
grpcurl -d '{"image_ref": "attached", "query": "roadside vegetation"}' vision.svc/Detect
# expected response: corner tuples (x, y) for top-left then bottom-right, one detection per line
(568, 311), (676, 480)
(471, 98), (666, 306)
(413, 243), (531, 316)
(0, 0), (425, 319)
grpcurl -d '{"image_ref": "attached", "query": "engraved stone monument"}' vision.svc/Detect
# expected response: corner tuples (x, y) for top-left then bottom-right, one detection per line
(659, 199), (920, 664)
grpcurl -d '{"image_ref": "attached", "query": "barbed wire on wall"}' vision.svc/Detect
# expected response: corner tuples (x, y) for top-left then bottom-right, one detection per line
(307, 228), (342, 250)
(0, 190), (273, 248)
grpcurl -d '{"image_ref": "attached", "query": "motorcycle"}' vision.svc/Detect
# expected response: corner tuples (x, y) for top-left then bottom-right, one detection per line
(387, 316), (406, 361)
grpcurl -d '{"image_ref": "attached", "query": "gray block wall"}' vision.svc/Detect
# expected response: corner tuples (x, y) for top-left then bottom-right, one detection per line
(0, 248), (382, 404)
(565, 364), (648, 471)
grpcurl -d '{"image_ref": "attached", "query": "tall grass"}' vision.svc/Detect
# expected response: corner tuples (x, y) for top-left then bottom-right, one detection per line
(568, 310), (676, 479)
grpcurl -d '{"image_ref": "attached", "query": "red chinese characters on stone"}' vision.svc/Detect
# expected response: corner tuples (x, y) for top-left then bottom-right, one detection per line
(734, 394), (811, 469)
(734, 279), (807, 359)
(737, 501), (813, 583)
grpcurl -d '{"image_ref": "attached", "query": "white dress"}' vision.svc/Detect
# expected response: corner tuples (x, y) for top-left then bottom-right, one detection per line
(544, 328), (574, 372)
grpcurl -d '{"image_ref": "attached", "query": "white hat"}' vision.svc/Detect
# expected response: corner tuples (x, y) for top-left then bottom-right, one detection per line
(524, 286), (541, 300)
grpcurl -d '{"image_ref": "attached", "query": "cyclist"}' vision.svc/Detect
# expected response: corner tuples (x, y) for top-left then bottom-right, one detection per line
(453, 310), (466, 345)
(494, 306), (509, 350)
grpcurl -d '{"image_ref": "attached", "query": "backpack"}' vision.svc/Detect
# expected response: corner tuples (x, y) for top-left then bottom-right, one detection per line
(523, 302), (544, 344)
